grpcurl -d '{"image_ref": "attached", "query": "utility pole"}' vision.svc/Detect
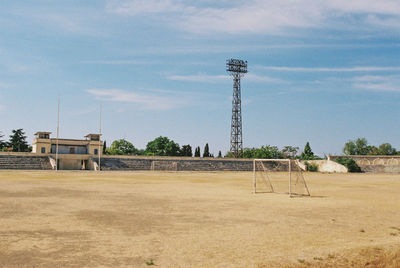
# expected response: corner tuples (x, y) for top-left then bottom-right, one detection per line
(98, 103), (102, 171)
(56, 94), (60, 170)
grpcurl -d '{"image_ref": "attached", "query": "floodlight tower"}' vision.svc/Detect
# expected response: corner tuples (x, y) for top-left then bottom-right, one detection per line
(226, 59), (247, 158)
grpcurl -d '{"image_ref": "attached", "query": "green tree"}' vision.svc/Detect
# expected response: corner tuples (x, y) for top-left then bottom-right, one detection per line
(343, 140), (357, 155)
(300, 142), (314, 160)
(9, 129), (29, 152)
(106, 139), (138, 155)
(0, 132), (7, 150)
(377, 143), (397, 155)
(344, 138), (377, 155)
(281, 146), (299, 159)
(218, 151), (222, 158)
(366, 145), (379, 155)
(224, 151), (234, 158)
(194, 146), (201, 157)
(102, 141), (107, 154)
(203, 143), (210, 157)
(180, 144), (192, 157)
(145, 136), (180, 156)
(334, 157), (361, 172)
(355, 138), (369, 155)
(242, 145), (284, 159)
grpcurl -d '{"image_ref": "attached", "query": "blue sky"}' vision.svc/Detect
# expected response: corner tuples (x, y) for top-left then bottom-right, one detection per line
(1, 0), (400, 156)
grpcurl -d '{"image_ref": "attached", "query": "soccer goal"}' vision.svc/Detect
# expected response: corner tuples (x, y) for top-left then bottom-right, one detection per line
(253, 159), (310, 197)
(150, 160), (178, 171)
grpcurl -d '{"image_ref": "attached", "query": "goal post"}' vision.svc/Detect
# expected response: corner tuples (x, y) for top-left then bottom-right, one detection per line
(253, 159), (310, 197)
(150, 160), (178, 171)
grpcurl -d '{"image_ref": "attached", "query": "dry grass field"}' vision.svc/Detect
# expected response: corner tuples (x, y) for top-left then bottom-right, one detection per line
(0, 170), (400, 267)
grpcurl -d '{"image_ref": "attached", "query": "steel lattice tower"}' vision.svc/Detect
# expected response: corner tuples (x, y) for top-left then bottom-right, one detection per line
(226, 59), (247, 158)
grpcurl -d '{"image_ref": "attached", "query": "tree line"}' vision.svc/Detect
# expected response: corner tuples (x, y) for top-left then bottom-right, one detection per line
(105, 137), (318, 160)
(343, 138), (400, 156)
(1, 129), (399, 158)
(104, 136), (219, 158)
(224, 142), (318, 160)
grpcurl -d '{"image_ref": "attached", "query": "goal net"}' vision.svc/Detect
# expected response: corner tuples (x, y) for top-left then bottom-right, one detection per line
(150, 161), (178, 171)
(253, 159), (310, 197)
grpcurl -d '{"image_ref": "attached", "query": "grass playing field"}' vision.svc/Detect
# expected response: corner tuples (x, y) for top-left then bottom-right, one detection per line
(0, 170), (399, 267)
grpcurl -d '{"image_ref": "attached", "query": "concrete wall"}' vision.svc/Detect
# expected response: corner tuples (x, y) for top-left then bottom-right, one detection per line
(329, 155), (400, 173)
(58, 159), (82, 170)
(56, 154), (90, 170)
(33, 138), (103, 156)
(32, 138), (51, 154)
(0, 153), (52, 170)
(98, 156), (305, 172)
(0, 152), (256, 171)
(97, 156), (254, 171)
(1, 151), (399, 173)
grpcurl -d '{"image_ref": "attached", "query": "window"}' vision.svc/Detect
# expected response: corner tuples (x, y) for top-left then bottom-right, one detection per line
(94, 149), (98, 155)
(69, 147), (75, 154)
(41, 147), (46, 153)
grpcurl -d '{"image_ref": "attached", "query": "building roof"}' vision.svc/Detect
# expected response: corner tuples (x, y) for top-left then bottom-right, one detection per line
(84, 134), (102, 139)
(34, 131), (52, 135)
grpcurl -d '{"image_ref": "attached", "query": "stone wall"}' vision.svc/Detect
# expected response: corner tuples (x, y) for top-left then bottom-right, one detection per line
(96, 157), (308, 172)
(329, 155), (400, 173)
(2, 151), (398, 173)
(0, 153), (52, 170)
(95, 156), (254, 171)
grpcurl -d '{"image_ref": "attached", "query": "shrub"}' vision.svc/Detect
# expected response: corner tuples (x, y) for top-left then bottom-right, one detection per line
(305, 162), (318, 172)
(334, 157), (361, 173)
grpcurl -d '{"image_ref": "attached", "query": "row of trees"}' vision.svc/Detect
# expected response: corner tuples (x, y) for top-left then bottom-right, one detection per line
(104, 136), (319, 160)
(0, 130), (319, 160)
(104, 136), (222, 157)
(225, 142), (318, 160)
(0, 129), (30, 152)
(343, 138), (400, 156)
(2, 130), (399, 158)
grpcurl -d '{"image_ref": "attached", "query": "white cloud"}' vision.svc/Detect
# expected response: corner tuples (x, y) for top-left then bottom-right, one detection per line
(106, 0), (186, 15)
(167, 74), (229, 83)
(9, 64), (30, 73)
(0, 82), (11, 88)
(366, 14), (400, 30)
(8, 5), (107, 37)
(86, 89), (188, 110)
(353, 75), (388, 82)
(82, 59), (156, 65)
(107, 0), (400, 34)
(246, 74), (284, 83)
(167, 73), (282, 83)
(326, 0), (400, 15)
(352, 75), (400, 92)
(255, 66), (400, 72)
